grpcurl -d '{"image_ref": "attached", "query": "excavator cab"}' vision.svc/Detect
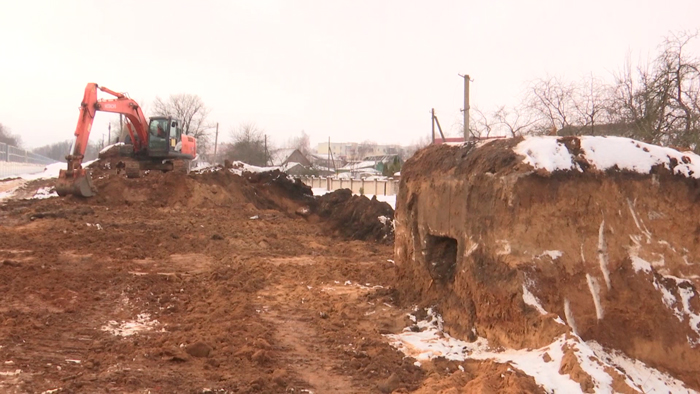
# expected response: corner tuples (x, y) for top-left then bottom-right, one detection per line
(147, 117), (180, 157)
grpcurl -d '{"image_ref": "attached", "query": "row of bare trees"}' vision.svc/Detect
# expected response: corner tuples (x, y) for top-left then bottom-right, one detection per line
(470, 31), (700, 151)
(0, 123), (21, 147)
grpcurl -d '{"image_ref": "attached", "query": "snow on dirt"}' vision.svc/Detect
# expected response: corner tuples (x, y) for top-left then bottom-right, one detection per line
(99, 142), (124, 154)
(387, 309), (696, 394)
(514, 135), (700, 177)
(101, 313), (162, 337)
(193, 161), (278, 175)
(31, 187), (58, 199)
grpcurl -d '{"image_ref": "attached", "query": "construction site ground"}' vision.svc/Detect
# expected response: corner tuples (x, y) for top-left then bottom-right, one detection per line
(5, 135), (700, 393)
(0, 168), (431, 394)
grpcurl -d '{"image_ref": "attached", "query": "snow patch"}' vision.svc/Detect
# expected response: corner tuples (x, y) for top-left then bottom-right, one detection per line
(513, 137), (575, 172)
(564, 298), (578, 335)
(101, 313), (162, 337)
(30, 187), (58, 199)
(597, 220), (611, 290)
(514, 135), (700, 179)
(386, 309), (695, 394)
(311, 187), (330, 196)
(0, 369), (21, 376)
(538, 250), (563, 260)
(586, 274), (604, 320)
(627, 199), (652, 242)
(99, 142), (124, 154)
(522, 283), (548, 315)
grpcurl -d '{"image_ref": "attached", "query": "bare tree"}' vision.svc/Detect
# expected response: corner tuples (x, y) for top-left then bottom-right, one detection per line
(34, 139), (102, 161)
(0, 123), (21, 147)
(611, 31), (700, 149)
(469, 107), (498, 138)
(224, 123), (271, 166)
(527, 76), (578, 133)
(356, 140), (377, 160)
(403, 135), (432, 159)
(570, 76), (614, 133)
(286, 130), (311, 156)
(152, 94), (212, 153)
(493, 105), (537, 137)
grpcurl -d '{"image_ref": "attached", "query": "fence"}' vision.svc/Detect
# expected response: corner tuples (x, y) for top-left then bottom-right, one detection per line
(300, 176), (399, 196)
(0, 142), (58, 178)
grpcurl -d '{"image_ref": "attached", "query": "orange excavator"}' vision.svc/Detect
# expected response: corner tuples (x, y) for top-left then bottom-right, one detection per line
(56, 83), (197, 197)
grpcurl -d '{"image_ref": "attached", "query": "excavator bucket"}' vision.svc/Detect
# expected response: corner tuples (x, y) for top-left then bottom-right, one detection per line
(55, 169), (96, 198)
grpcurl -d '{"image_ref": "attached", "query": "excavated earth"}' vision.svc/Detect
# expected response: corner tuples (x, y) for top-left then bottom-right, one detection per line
(0, 163), (420, 394)
(395, 137), (700, 392)
(4, 135), (700, 393)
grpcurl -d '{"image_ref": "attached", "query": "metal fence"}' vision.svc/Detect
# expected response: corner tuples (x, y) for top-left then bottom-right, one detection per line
(0, 142), (56, 165)
(0, 142), (58, 178)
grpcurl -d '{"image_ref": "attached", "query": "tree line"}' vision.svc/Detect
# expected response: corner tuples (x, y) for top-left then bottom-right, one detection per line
(470, 31), (700, 151)
(16, 31), (697, 165)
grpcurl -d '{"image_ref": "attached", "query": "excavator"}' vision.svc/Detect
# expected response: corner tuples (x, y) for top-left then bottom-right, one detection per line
(56, 83), (197, 197)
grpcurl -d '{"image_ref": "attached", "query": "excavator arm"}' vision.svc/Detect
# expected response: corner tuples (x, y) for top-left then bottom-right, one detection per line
(56, 83), (150, 197)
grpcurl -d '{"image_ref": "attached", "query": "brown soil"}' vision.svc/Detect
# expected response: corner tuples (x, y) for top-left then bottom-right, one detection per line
(0, 164), (421, 393)
(395, 138), (700, 390)
(313, 188), (395, 244)
(5, 135), (700, 393)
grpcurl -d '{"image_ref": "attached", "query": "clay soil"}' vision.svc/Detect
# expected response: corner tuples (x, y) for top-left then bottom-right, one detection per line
(0, 166), (432, 393)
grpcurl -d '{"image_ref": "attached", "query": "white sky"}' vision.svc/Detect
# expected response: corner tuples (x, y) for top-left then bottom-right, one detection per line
(1, 0), (699, 150)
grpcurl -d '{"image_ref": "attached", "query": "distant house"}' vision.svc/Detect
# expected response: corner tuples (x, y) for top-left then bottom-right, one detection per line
(282, 149), (312, 167)
(308, 152), (345, 171)
(269, 148), (296, 166)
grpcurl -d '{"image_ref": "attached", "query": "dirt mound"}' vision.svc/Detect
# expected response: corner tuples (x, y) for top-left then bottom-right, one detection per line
(314, 189), (394, 244)
(86, 158), (392, 244)
(395, 136), (700, 390)
(82, 160), (314, 215)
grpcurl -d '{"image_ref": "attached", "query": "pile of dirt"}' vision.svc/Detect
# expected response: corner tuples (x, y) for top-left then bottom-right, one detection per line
(394, 136), (700, 391)
(83, 160), (314, 214)
(84, 158), (394, 243)
(313, 188), (395, 244)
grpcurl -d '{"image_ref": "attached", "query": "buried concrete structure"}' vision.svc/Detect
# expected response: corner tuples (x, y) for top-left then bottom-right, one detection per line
(394, 136), (700, 390)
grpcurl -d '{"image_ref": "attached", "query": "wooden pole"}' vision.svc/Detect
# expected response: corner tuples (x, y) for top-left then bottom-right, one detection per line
(214, 122), (219, 156)
(460, 74), (470, 140)
(431, 108), (435, 144)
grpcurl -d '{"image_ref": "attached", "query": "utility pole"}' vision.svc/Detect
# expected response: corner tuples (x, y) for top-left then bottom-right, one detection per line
(214, 122), (219, 157)
(459, 74), (471, 140)
(264, 134), (268, 166)
(431, 108), (435, 144)
(108, 122), (111, 145)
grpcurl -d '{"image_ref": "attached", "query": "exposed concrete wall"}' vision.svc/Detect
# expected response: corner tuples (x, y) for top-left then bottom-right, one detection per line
(300, 176), (399, 196)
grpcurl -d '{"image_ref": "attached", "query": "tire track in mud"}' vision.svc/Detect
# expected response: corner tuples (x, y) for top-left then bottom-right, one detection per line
(257, 283), (357, 393)
(255, 253), (423, 394)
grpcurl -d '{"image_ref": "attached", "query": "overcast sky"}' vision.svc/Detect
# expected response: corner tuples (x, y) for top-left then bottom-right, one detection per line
(1, 0), (699, 150)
